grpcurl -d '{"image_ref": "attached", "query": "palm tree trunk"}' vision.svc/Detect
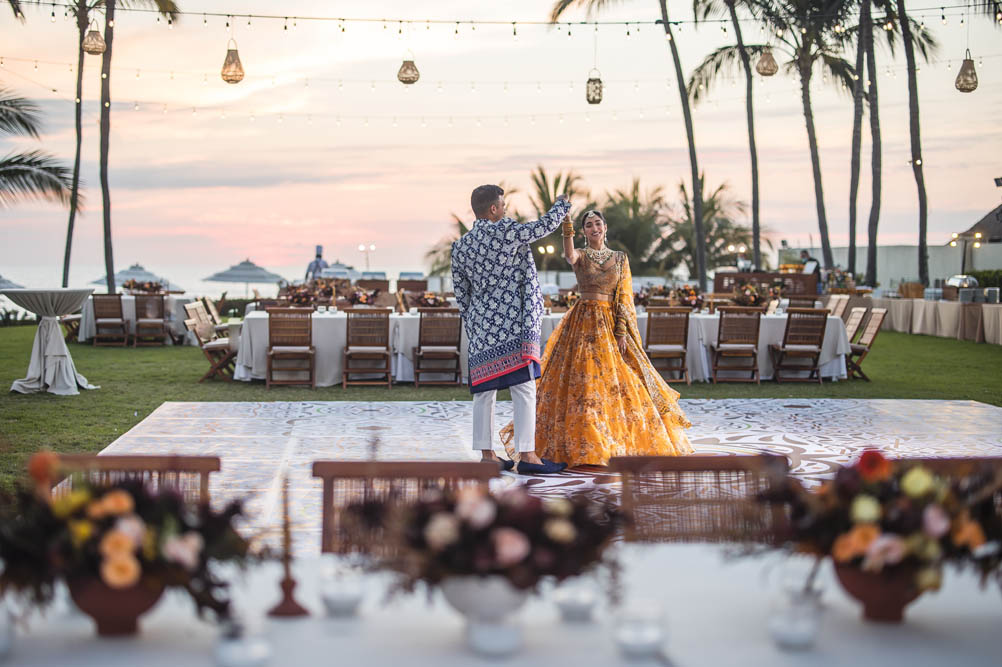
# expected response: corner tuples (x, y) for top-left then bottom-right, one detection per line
(658, 0), (706, 290)
(895, 0), (929, 285)
(864, 10), (882, 287)
(100, 0), (115, 294)
(848, 4), (867, 277)
(798, 58), (834, 269)
(727, 1), (760, 271)
(62, 3), (87, 288)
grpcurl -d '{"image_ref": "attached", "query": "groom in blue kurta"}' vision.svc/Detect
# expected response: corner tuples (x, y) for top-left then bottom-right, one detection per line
(451, 185), (571, 473)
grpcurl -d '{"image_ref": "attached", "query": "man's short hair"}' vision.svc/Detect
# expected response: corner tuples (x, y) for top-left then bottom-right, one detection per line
(471, 184), (504, 219)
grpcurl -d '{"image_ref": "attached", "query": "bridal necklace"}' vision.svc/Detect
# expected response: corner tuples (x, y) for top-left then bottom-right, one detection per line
(583, 244), (614, 266)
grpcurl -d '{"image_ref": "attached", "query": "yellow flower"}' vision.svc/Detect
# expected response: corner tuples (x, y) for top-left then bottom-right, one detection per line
(100, 554), (141, 589)
(544, 519), (577, 544)
(543, 498), (574, 518)
(86, 499), (108, 520)
(99, 529), (137, 558)
(915, 567), (942, 592)
(51, 490), (91, 519)
(142, 529), (158, 561)
(901, 466), (935, 498)
(850, 495), (882, 523)
(100, 490), (135, 516)
(68, 520), (94, 546)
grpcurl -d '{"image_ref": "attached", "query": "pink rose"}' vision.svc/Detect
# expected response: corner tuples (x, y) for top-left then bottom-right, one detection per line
(862, 534), (907, 572)
(455, 489), (497, 530)
(491, 527), (530, 568)
(114, 515), (146, 547)
(922, 504), (950, 539)
(423, 513), (461, 551)
(164, 532), (204, 571)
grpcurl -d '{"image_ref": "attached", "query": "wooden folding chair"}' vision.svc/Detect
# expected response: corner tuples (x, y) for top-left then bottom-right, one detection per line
(343, 307), (393, 388)
(184, 317), (236, 382)
(311, 461), (498, 555)
(847, 308), (887, 381)
(787, 296), (818, 309)
(92, 294), (129, 346)
(825, 294), (850, 319)
(42, 454), (220, 505)
(133, 294), (168, 347)
(765, 299), (779, 315)
(647, 296), (673, 307)
(60, 313), (82, 342)
(645, 307), (690, 384)
(843, 307), (868, 343)
(709, 307), (762, 384)
(769, 308), (829, 384)
(202, 297), (231, 335)
(266, 307), (315, 389)
(610, 455), (790, 544)
(397, 279), (428, 293)
(413, 307), (462, 387)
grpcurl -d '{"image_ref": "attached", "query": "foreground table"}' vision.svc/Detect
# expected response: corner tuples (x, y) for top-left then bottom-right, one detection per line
(1, 288), (97, 395)
(11, 545), (1000, 666)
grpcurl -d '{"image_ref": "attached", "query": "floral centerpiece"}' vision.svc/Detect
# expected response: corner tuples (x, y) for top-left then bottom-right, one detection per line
(288, 286), (314, 306)
(0, 453), (251, 636)
(348, 287), (380, 306)
(122, 279), (163, 294)
(416, 292), (448, 308)
(758, 450), (1002, 622)
(549, 291), (579, 310)
(732, 281), (764, 307)
(671, 285), (703, 310)
(827, 267), (854, 291)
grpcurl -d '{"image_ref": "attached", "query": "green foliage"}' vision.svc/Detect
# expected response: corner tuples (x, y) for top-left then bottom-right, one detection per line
(970, 270), (1002, 289)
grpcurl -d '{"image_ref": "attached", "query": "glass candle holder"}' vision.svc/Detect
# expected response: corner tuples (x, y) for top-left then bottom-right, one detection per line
(612, 600), (666, 659)
(553, 578), (598, 623)
(319, 559), (366, 618)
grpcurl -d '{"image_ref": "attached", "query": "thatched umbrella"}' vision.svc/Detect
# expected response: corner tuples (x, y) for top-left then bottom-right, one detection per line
(91, 263), (183, 292)
(204, 259), (285, 297)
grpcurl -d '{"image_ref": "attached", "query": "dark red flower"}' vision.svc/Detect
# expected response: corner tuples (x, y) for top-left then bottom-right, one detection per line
(857, 450), (893, 483)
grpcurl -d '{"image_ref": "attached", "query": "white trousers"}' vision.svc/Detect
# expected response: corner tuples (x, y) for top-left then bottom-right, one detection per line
(472, 378), (537, 453)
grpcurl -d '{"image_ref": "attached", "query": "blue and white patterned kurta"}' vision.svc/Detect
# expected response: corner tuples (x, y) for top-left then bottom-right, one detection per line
(451, 199), (572, 392)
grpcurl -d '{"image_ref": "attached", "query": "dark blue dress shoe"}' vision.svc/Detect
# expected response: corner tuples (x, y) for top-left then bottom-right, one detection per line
(515, 459), (567, 475)
(498, 458), (516, 471)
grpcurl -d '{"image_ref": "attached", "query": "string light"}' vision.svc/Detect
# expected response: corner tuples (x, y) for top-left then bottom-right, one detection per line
(942, 8), (947, 24)
(513, 22), (518, 41)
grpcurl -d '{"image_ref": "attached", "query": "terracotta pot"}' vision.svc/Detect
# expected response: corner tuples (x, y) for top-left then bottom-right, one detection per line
(834, 564), (922, 623)
(68, 577), (166, 637)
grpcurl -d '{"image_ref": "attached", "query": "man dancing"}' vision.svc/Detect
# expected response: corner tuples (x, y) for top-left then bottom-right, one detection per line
(451, 185), (571, 474)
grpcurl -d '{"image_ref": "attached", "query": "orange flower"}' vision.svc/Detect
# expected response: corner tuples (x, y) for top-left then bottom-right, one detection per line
(100, 554), (141, 589)
(27, 451), (60, 485)
(952, 514), (986, 550)
(831, 523), (880, 563)
(856, 450), (893, 483)
(99, 529), (137, 558)
(87, 499), (108, 519)
(100, 490), (134, 516)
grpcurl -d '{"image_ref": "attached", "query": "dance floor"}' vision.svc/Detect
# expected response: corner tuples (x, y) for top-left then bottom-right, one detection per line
(102, 399), (1002, 555)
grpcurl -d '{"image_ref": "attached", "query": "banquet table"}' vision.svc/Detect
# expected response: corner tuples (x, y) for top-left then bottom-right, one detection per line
(78, 294), (195, 345)
(10, 545), (1000, 666)
(1, 288), (97, 395)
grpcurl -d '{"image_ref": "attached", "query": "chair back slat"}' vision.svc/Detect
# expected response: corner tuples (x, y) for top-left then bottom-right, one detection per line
(826, 294), (849, 318)
(93, 294), (123, 319)
(781, 308), (828, 348)
(183, 301), (215, 334)
(397, 280), (428, 293)
(611, 455), (790, 544)
(356, 279), (390, 292)
(311, 461), (498, 555)
(646, 307), (690, 347)
(857, 308), (887, 348)
(787, 296), (817, 309)
(716, 307), (762, 345)
(183, 318), (215, 346)
(844, 307), (868, 342)
(134, 294), (165, 320)
(203, 297), (224, 325)
(266, 307), (313, 347)
(46, 454), (220, 505)
(345, 308), (392, 348)
(418, 308), (461, 347)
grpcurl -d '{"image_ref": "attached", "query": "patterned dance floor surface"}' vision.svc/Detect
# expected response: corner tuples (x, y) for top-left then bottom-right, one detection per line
(103, 399), (1002, 555)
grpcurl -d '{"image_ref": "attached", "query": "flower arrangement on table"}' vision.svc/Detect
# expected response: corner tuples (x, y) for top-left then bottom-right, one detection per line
(122, 279), (163, 294)
(732, 281), (764, 307)
(549, 291), (579, 310)
(757, 450), (1002, 621)
(288, 286), (314, 306)
(348, 287), (380, 306)
(0, 453), (251, 634)
(670, 285), (703, 310)
(415, 292), (448, 308)
(826, 268), (854, 290)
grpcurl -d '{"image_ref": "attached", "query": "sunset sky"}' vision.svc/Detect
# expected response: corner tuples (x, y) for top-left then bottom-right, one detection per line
(1, 0), (1000, 289)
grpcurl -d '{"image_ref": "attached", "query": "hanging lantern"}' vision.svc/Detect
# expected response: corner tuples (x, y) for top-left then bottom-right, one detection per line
(82, 20), (106, 55)
(954, 49), (978, 93)
(397, 58), (420, 85)
(586, 69), (603, 105)
(220, 38), (244, 84)
(756, 47), (779, 77)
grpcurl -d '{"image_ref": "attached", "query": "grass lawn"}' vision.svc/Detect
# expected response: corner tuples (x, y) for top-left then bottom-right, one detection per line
(1, 325), (1000, 489)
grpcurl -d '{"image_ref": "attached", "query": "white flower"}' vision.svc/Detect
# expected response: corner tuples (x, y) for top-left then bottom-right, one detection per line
(850, 495), (882, 523)
(544, 498), (574, 518)
(164, 531), (204, 572)
(455, 490), (497, 530)
(114, 514), (147, 547)
(544, 519), (577, 544)
(423, 513), (461, 551)
(491, 528), (530, 567)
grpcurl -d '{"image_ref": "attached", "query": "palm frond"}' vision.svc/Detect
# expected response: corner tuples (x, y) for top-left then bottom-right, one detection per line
(0, 87), (43, 139)
(0, 150), (76, 209)
(7, 0), (24, 21)
(119, 0), (179, 20)
(687, 44), (766, 104)
(548, 0), (625, 22)
(819, 54), (857, 96)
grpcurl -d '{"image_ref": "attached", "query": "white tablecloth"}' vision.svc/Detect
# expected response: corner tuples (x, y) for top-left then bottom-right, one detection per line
(78, 295), (195, 344)
(1, 288), (97, 395)
(10, 545), (1000, 666)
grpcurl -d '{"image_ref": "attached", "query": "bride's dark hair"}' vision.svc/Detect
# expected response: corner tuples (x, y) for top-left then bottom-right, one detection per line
(578, 209), (606, 225)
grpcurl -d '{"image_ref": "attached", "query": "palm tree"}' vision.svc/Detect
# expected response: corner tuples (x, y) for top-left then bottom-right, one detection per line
(550, 0), (708, 291)
(6, 0), (23, 20)
(527, 165), (590, 271)
(691, 0), (763, 271)
(601, 179), (672, 273)
(0, 88), (75, 209)
(847, 3), (867, 277)
(97, 0), (179, 293)
(655, 176), (768, 278)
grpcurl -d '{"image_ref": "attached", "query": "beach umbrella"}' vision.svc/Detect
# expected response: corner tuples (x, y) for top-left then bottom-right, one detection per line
(204, 259), (285, 297)
(0, 275), (25, 289)
(91, 263), (183, 292)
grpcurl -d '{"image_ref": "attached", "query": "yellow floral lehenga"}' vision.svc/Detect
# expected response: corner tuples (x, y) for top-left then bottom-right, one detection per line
(503, 250), (693, 467)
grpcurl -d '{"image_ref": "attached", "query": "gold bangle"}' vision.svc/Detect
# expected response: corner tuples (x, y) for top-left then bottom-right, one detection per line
(561, 221), (575, 237)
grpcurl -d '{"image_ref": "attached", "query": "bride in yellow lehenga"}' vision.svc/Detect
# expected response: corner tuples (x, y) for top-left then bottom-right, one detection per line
(503, 210), (693, 468)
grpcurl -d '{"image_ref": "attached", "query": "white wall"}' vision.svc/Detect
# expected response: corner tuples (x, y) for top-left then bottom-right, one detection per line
(792, 244), (1002, 287)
